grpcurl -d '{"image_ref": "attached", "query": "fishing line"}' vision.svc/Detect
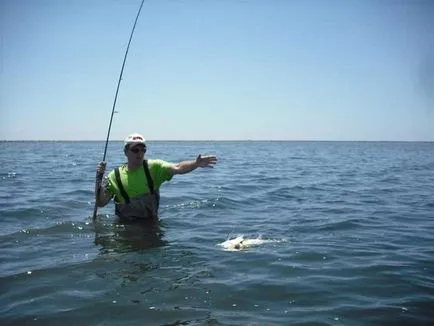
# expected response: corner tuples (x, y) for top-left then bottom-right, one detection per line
(93, 0), (145, 220)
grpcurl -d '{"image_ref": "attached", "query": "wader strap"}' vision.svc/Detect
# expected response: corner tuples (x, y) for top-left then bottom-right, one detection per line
(143, 160), (154, 194)
(143, 160), (160, 208)
(114, 167), (130, 204)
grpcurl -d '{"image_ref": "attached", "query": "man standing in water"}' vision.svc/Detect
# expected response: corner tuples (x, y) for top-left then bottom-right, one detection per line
(95, 133), (217, 220)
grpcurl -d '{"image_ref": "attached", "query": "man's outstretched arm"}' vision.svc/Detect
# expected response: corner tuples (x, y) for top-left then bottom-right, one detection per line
(169, 154), (217, 176)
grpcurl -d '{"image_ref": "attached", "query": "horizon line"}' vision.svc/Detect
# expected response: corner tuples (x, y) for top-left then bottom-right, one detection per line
(1, 139), (433, 143)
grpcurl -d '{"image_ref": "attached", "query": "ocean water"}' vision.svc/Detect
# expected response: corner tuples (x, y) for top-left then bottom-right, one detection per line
(1, 140), (433, 326)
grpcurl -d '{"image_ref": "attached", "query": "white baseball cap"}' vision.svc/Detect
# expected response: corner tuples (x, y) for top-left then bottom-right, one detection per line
(124, 133), (146, 148)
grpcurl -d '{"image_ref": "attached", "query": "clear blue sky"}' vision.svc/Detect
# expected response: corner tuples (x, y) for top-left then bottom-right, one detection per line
(1, 0), (433, 141)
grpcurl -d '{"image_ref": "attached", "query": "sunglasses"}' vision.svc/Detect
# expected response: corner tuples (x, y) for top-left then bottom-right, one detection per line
(130, 146), (146, 154)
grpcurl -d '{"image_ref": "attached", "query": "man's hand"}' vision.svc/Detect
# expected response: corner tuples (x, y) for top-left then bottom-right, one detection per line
(96, 161), (106, 178)
(195, 154), (217, 168)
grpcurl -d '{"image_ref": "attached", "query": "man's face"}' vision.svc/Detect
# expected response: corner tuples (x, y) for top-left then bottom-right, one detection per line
(126, 144), (146, 166)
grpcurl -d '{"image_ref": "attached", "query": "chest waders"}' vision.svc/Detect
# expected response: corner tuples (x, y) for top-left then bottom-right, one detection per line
(113, 160), (160, 220)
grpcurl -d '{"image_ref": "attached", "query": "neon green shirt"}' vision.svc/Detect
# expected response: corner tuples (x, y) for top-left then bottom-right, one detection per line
(106, 159), (173, 204)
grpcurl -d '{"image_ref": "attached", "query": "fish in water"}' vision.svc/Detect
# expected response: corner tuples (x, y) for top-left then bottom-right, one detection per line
(218, 235), (282, 251)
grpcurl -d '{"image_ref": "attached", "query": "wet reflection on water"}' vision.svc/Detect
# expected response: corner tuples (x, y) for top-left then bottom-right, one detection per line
(93, 216), (168, 254)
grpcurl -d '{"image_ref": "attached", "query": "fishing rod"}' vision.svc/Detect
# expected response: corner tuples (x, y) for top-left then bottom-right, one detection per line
(93, 0), (145, 220)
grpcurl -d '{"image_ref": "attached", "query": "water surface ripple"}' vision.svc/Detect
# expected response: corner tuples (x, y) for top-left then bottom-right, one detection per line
(1, 141), (433, 325)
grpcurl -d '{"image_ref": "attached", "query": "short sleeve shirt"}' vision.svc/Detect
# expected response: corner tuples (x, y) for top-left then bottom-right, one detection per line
(105, 159), (173, 204)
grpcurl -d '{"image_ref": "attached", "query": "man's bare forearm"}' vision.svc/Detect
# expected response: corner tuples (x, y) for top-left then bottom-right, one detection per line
(95, 182), (112, 207)
(173, 160), (199, 175)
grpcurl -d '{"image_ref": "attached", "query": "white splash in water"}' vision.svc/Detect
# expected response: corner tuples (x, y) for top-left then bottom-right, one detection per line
(218, 235), (284, 251)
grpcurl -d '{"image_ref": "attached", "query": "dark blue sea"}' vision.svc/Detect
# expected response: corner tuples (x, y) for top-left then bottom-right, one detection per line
(1, 141), (433, 326)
